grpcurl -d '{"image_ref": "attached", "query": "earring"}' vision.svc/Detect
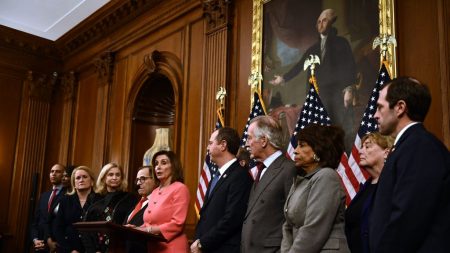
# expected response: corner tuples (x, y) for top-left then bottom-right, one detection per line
(313, 153), (320, 162)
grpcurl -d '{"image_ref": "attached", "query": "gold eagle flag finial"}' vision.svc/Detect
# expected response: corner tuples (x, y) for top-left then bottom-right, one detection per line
(215, 86), (226, 126)
(373, 34), (397, 60)
(303, 54), (321, 94)
(216, 86), (227, 105)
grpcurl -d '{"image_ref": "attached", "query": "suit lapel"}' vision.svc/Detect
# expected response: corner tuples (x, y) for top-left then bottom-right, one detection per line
(49, 187), (66, 212)
(129, 203), (148, 225)
(202, 162), (238, 210)
(245, 155), (285, 217)
(387, 124), (422, 159)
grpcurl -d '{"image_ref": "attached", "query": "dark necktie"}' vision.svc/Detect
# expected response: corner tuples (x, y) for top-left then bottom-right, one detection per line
(127, 197), (146, 223)
(48, 188), (57, 212)
(255, 162), (265, 183)
(208, 171), (221, 196)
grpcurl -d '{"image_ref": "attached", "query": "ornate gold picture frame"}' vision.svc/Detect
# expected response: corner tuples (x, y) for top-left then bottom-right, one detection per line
(249, 0), (396, 150)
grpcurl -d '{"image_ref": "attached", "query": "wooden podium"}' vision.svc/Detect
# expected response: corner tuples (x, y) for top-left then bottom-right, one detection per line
(74, 221), (166, 253)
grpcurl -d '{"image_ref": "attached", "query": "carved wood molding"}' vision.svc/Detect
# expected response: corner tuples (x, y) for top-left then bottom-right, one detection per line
(0, 26), (60, 59)
(123, 50), (183, 172)
(60, 71), (77, 100)
(56, 0), (164, 57)
(143, 50), (163, 74)
(9, 71), (54, 251)
(95, 51), (115, 85)
(26, 71), (58, 102)
(203, 0), (231, 33)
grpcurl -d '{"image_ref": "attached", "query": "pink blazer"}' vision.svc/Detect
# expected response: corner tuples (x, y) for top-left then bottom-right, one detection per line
(143, 181), (190, 253)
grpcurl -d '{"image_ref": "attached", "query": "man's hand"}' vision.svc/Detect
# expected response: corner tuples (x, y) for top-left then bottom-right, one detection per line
(270, 75), (285, 86)
(190, 239), (202, 253)
(47, 238), (58, 253)
(33, 239), (45, 250)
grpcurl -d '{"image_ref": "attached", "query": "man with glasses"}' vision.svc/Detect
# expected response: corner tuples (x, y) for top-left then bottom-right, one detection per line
(124, 165), (157, 252)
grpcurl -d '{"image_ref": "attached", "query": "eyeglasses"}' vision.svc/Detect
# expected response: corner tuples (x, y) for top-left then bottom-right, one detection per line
(136, 176), (152, 184)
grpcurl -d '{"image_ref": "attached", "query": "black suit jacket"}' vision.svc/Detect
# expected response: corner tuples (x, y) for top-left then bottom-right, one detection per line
(54, 192), (102, 253)
(126, 202), (147, 226)
(82, 191), (138, 252)
(125, 202), (148, 253)
(195, 160), (253, 253)
(31, 187), (66, 244)
(283, 28), (356, 125)
(369, 123), (450, 253)
(345, 180), (376, 253)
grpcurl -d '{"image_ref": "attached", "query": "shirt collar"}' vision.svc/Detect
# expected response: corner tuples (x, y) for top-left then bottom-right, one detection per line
(262, 150), (282, 168)
(218, 158), (237, 176)
(53, 184), (63, 191)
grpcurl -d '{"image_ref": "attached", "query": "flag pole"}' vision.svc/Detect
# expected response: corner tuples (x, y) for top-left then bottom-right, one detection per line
(195, 87), (227, 218)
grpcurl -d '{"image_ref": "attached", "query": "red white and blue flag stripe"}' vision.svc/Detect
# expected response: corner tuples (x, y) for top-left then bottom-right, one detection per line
(337, 62), (391, 204)
(195, 108), (224, 215)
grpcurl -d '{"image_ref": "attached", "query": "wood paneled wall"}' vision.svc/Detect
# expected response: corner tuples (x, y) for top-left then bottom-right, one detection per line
(0, 0), (449, 251)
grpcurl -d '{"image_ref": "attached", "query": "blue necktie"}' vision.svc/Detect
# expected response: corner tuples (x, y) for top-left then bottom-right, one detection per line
(208, 171), (221, 196)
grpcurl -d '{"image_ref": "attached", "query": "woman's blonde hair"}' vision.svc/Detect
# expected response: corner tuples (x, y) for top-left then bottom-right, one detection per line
(96, 162), (128, 195)
(361, 132), (394, 150)
(68, 166), (96, 195)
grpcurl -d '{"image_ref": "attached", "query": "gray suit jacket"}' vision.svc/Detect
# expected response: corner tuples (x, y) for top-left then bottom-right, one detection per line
(281, 167), (349, 253)
(241, 154), (296, 253)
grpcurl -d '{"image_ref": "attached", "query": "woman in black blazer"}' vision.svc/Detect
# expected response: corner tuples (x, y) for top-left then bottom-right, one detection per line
(345, 132), (393, 253)
(83, 162), (138, 253)
(54, 166), (102, 253)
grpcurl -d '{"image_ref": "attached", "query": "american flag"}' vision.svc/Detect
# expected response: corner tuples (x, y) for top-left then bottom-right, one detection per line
(337, 62), (391, 204)
(287, 79), (332, 159)
(240, 92), (267, 179)
(240, 92), (267, 147)
(195, 107), (224, 215)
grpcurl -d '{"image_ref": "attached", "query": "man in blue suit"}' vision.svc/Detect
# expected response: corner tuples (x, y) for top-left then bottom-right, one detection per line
(31, 164), (66, 252)
(191, 127), (253, 253)
(370, 77), (450, 253)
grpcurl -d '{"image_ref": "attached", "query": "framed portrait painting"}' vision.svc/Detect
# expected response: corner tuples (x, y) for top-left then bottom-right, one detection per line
(249, 0), (396, 152)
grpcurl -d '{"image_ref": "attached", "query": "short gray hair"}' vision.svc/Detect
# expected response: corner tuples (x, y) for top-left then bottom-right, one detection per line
(249, 115), (284, 150)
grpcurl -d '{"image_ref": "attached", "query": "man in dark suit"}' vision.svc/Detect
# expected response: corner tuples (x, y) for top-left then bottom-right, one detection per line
(31, 164), (66, 252)
(270, 9), (356, 129)
(241, 116), (297, 253)
(191, 127), (253, 253)
(370, 77), (450, 253)
(124, 165), (157, 253)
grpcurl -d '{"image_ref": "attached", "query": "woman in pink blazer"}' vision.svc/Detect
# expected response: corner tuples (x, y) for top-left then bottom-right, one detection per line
(135, 150), (190, 253)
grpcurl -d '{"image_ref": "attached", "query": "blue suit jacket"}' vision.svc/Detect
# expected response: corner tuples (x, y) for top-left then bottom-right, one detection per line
(369, 123), (450, 253)
(195, 160), (253, 253)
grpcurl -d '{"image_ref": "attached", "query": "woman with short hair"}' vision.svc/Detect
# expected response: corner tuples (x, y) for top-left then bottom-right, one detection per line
(345, 132), (394, 253)
(54, 166), (102, 253)
(135, 150), (190, 253)
(281, 124), (350, 253)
